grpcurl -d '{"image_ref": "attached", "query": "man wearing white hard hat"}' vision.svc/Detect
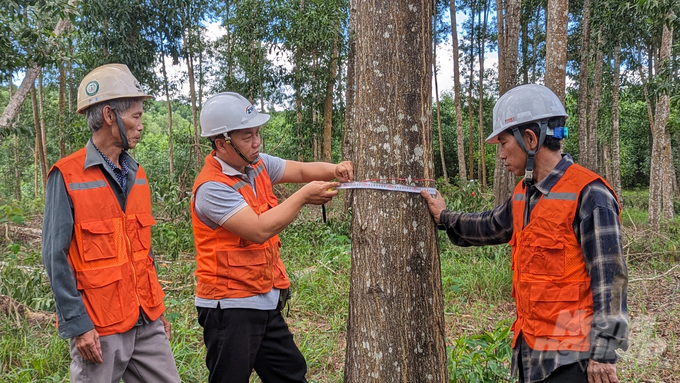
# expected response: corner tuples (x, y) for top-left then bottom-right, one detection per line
(42, 64), (180, 382)
(191, 92), (353, 382)
(422, 84), (628, 383)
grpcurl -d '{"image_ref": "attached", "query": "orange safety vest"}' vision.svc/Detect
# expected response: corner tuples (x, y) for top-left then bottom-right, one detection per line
(191, 153), (290, 299)
(509, 163), (617, 352)
(53, 148), (165, 337)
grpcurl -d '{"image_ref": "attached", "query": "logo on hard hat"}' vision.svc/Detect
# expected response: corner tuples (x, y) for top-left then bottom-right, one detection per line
(134, 81), (143, 92)
(85, 81), (99, 96)
(245, 105), (254, 115)
(505, 117), (514, 123)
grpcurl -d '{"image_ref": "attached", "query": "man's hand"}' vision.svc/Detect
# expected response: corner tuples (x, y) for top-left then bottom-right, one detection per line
(334, 161), (354, 182)
(420, 190), (447, 225)
(588, 360), (619, 383)
(302, 181), (340, 205)
(74, 329), (103, 364)
(160, 314), (172, 340)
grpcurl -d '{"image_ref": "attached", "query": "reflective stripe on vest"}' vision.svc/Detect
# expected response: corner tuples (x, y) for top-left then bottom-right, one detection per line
(508, 163), (618, 352)
(52, 148), (165, 336)
(191, 153), (290, 299)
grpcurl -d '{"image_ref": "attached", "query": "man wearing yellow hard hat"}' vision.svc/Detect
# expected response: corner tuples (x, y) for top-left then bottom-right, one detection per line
(42, 64), (180, 382)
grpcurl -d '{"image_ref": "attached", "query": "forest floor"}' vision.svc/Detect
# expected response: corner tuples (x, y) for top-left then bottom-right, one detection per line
(0, 192), (679, 382)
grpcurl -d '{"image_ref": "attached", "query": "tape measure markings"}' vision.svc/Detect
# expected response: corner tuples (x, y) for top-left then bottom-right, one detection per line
(335, 181), (437, 196)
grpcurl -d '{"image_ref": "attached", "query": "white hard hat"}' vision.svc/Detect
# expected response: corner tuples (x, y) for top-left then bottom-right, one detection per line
(77, 64), (152, 114)
(200, 92), (270, 137)
(486, 84), (567, 143)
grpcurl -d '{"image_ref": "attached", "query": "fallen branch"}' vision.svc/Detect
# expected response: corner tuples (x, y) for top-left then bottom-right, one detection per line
(629, 264), (679, 283)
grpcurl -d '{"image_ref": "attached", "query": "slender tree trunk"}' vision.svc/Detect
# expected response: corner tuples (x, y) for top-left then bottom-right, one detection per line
(345, 1), (447, 381)
(603, 144), (611, 182)
(161, 41), (175, 177)
(611, 43), (622, 201)
(58, 63), (66, 158)
(8, 74), (21, 201)
(478, 0), (488, 188)
(493, 0), (521, 206)
(531, 7), (540, 83)
(663, 131), (674, 220)
(323, 34), (339, 163)
(521, 6), (529, 84)
(544, 0), (569, 104)
(38, 72), (48, 169)
(468, 8), (475, 180)
(588, 30), (604, 172)
(450, 0), (467, 181)
(577, 0), (592, 169)
(434, 3), (448, 183)
(31, 85), (47, 191)
(649, 13), (674, 229)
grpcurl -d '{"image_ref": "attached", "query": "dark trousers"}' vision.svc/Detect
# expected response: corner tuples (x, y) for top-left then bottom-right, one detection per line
(518, 361), (588, 383)
(197, 305), (307, 383)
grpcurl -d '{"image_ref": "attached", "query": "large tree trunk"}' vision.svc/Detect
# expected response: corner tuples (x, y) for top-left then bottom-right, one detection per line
(611, 43), (622, 202)
(577, 0), (592, 169)
(649, 14), (675, 229)
(342, 4), (356, 211)
(544, 0), (569, 104)
(478, 0), (488, 189)
(450, 0), (467, 181)
(662, 131), (674, 220)
(0, 0), (76, 133)
(433, 4), (448, 183)
(323, 34), (339, 163)
(587, 30), (604, 172)
(493, 0), (521, 206)
(468, 6), (475, 180)
(344, 1), (447, 381)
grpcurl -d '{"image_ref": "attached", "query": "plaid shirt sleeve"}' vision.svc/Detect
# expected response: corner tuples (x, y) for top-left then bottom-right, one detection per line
(575, 180), (629, 363)
(438, 196), (514, 246)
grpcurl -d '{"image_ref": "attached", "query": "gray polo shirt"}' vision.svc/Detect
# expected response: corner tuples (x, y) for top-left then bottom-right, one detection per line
(193, 153), (287, 310)
(42, 140), (146, 339)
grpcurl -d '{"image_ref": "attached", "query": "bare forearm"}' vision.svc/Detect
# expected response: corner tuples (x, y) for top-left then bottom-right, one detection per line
(252, 190), (309, 242)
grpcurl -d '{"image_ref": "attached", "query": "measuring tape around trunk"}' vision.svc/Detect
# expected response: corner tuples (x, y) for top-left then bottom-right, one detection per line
(335, 181), (437, 196)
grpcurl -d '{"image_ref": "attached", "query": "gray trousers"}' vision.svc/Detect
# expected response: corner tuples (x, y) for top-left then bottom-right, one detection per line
(69, 318), (180, 383)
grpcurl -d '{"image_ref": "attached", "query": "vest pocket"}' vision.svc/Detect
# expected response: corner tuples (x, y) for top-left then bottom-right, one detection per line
(529, 282), (583, 337)
(76, 266), (126, 327)
(80, 220), (116, 262)
(224, 249), (269, 292)
(136, 258), (165, 308)
(129, 213), (156, 252)
(523, 235), (565, 276)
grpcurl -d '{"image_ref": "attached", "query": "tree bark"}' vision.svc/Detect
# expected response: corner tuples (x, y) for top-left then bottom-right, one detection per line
(323, 34), (340, 163)
(662, 131), (674, 220)
(433, 3), (448, 183)
(577, 0), (592, 169)
(468, 4), (475, 180)
(587, 30), (604, 172)
(342, 4), (356, 211)
(8, 74), (21, 201)
(344, 1), (447, 381)
(493, 0), (521, 206)
(649, 14), (674, 229)
(0, 0), (77, 133)
(611, 43), (622, 202)
(544, 0), (569, 104)
(450, 0), (467, 181)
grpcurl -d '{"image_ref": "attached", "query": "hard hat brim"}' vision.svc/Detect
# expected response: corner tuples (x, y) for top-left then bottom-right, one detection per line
(77, 94), (153, 115)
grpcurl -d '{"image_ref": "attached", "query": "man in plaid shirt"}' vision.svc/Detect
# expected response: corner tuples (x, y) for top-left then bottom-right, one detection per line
(422, 84), (628, 383)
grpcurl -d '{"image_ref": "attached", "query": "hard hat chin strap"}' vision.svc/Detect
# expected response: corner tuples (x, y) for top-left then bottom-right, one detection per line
(109, 101), (129, 151)
(512, 120), (548, 185)
(226, 134), (257, 165)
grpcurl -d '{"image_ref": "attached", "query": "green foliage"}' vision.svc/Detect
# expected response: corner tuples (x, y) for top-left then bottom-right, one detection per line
(436, 177), (494, 213)
(448, 321), (513, 383)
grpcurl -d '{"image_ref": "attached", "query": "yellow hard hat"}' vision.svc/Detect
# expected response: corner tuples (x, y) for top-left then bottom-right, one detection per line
(76, 63), (152, 114)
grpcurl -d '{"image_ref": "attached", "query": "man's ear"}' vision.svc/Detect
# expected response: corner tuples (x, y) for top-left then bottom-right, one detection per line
(102, 105), (116, 126)
(523, 129), (539, 151)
